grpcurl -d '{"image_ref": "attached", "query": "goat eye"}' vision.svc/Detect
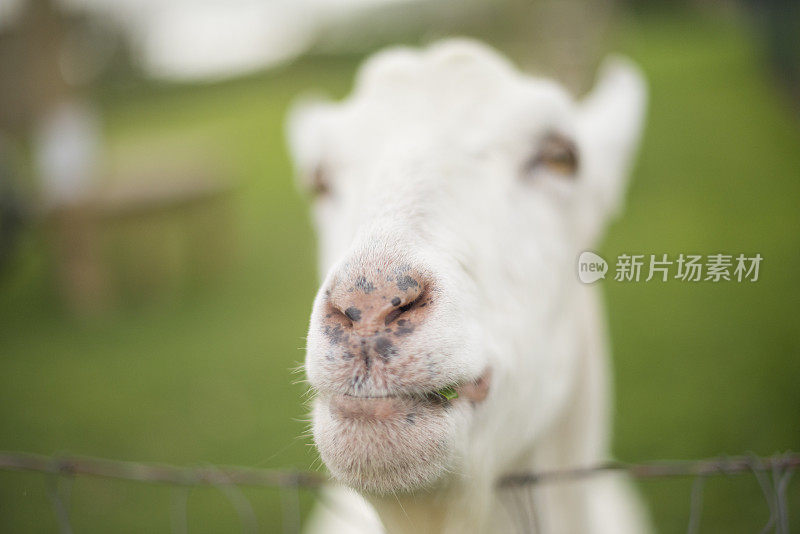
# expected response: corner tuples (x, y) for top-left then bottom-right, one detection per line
(526, 134), (579, 177)
(308, 166), (330, 197)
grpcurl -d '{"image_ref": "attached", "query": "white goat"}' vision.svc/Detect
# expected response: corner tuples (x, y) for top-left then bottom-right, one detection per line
(287, 39), (650, 534)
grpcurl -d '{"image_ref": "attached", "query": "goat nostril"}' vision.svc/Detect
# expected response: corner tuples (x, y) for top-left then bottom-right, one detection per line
(385, 300), (416, 326)
(384, 309), (400, 326)
(324, 300), (354, 328)
(344, 307), (362, 322)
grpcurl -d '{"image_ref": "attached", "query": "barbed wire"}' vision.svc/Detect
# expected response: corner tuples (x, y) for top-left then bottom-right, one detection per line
(498, 452), (800, 486)
(0, 451), (326, 489)
(1, 450), (797, 533)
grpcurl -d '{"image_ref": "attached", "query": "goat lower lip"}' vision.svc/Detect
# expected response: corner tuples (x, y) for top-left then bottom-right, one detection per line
(328, 394), (429, 422)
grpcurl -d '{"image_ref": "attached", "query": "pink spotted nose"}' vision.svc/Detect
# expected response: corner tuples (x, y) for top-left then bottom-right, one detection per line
(320, 265), (434, 364)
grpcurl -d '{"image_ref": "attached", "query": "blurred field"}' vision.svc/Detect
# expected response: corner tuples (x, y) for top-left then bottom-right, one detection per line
(1, 7), (799, 533)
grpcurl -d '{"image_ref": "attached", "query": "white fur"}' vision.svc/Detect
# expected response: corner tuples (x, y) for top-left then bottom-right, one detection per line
(287, 40), (650, 533)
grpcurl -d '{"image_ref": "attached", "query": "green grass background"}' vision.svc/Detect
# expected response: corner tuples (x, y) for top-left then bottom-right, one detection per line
(1, 7), (798, 533)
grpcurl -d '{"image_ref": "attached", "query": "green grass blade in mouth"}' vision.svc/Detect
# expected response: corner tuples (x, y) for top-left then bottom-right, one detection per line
(435, 386), (458, 401)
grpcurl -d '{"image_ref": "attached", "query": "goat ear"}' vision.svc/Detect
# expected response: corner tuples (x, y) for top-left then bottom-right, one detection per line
(285, 95), (333, 189)
(577, 56), (647, 220)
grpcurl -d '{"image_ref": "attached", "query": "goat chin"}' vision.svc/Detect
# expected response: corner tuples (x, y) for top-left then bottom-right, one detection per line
(311, 394), (471, 494)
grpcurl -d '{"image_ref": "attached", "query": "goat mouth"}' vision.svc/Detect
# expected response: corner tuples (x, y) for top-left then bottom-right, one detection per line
(326, 368), (492, 422)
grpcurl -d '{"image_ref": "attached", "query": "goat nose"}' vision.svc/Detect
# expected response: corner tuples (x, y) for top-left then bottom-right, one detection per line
(325, 267), (429, 336)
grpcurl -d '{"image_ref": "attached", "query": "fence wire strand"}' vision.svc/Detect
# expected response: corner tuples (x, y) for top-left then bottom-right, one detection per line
(205, 465), (260, 534)
(280, 480), (301, 534)
(0, 450), (796, 532)
(44, 466), (73, 534)
(686, 474), (705, 534)
(170, 485), (191, 534)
